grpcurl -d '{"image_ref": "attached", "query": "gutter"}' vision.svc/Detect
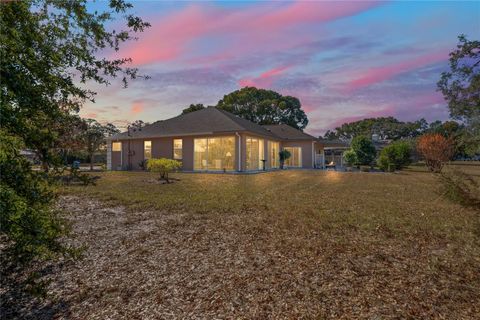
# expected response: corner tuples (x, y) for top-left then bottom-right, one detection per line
(235, 132), (241, 172)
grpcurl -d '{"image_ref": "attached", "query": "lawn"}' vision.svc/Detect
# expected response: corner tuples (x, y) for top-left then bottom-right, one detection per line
(11, 167), (480, 319)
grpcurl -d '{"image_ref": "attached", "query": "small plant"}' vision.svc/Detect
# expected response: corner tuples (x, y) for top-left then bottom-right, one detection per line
(343, 149), (358, 167)
(378, 141), (411, 172)
(279, 149), (291, 169)
(438, 169), (480, 210)
(417, 133), (454, 173)
(147, 158), (182, 183)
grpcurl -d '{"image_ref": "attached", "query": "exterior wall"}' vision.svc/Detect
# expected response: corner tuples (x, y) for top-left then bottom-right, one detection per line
(110, 133), (241, 171)
(281, 140), (315, 169)
(108, 134), (316, 171)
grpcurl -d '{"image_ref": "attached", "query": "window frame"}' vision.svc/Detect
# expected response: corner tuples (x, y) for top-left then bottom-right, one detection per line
(144, 140), (152, 160)
(112, 142), (122, 152)
(173, 139), (183, 160)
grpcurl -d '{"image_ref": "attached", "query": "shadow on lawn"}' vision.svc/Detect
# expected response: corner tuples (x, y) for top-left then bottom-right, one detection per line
(0, 258), (72, 320)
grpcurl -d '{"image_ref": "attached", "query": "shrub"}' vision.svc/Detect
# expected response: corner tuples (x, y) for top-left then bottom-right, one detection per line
(343, 149), (358, 167)
(147, 158), (182, 183)
(378, 141), (412, 172)
(279, 149), (291, 169)
(351, 136), (376, 165)
(417, 133), (454, 172)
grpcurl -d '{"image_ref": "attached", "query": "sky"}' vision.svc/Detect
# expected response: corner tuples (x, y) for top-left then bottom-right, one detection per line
(81, 0), (480, 136)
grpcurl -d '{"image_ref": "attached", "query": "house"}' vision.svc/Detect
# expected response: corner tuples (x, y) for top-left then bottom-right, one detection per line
(107, 107), (333, 172)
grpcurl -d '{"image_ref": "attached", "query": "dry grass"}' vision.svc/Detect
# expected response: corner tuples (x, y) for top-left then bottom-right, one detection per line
(5, 167), (480, 319)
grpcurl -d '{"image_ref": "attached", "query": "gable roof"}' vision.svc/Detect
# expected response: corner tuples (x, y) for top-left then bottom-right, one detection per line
(262, 124), (316, 141)
(110, 106), (277, 140)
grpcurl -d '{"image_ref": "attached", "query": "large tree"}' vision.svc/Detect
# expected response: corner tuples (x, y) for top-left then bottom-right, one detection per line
(0, 0), (148, 267)
(437, 35), (480, 155)
(216, 87), (309, 130)
(324, 117), (428, 141)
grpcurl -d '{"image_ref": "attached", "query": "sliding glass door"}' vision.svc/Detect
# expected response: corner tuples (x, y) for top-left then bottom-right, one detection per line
(194, 137), (235, 171)
(284, 147), (302, 168)
(268, 141), (279, 169)
(246, 137), (264, 170)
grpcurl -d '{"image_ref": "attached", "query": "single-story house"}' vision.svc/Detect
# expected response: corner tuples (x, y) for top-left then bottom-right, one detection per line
(107, 107), (343, 172)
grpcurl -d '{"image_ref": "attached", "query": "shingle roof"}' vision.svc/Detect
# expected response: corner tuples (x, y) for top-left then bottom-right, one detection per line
(262, 124), (317, 141)
(110, 107), (277, 140)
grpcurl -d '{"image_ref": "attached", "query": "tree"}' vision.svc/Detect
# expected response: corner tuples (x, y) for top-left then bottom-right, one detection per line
(182, 103), (206, 114)
(0, 131), (69, 264)
(0, 0), (148, 270)
(417, 133), (455, 173)
(147, 158), (182, 183)
(82, 119), (119, 170)
(437, 35), (480, 156)
(377, 141), (412, 172)
(323, 117), (428, 141)
(216, 87), (308, 130)
(350, 136), (376, 165)
(438, 35), (480, 124)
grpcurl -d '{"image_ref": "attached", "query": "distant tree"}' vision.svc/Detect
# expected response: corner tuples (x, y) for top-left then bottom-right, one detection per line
(437, 35), (480, 156)
(216, 87), (308, 130)
(417, 133), (455, 173)
(182, 103), (206, 114)
(82, 119), (120, 170)
(325, 117), (427, 141)
(377, 141), (412, 172)
(350, 136), (376, 165)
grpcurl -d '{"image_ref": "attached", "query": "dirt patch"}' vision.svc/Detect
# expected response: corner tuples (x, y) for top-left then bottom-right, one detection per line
(3, 195), (479, 319)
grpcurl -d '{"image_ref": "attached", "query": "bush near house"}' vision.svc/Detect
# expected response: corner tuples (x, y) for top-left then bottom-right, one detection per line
(279, 149), (291, 169)
(350, 136), (376, 165)
(343, 149), (358, 167)
(378, 141), (412, 172)
(417, 133), (455, 172)
(147, 158), (182, 183)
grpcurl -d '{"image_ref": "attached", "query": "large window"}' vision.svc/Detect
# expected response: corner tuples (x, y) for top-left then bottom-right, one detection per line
(173, 139), (182, 160)
(246, 137), (265, 170)
(144, 141), (152, 160)
(112, 142), (122, 152)
(268, 141), (279, 169)
(194, 137), (235, 171)
(284, 147), (302, 168)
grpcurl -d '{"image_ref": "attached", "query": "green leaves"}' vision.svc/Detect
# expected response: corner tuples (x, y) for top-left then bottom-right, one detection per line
(350, 136), (376, 165)
(216, 87), (309, 130)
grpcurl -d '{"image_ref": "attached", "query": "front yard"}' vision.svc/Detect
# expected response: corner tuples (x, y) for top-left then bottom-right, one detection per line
(6, 167), (480, 319)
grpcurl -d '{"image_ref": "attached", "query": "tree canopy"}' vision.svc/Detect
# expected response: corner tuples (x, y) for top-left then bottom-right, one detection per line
(323, 117), (428, 141)
(437, 35), (480, 124)
(216, 87), (309, 130)
(0, 0), (148, 268)
(182, 103), (206, 114)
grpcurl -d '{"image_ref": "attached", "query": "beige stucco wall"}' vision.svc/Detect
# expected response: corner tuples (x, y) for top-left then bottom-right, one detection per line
(109, 133), (317, 171)
(281, 140), (315, 169)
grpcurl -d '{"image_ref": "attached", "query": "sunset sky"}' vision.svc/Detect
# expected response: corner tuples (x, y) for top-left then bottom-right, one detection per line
(81, 0), (480, 136)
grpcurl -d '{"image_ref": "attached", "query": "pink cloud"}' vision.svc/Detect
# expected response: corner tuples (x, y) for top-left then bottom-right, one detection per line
(120, 2), (381, 66)
(238, 66), (291, 88)
(131, 101), (144, 114)
(345, 50), (449, 92)
(85, 112), (98, 119)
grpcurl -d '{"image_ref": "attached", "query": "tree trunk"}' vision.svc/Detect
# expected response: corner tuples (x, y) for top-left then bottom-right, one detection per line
(90, 153), (94, 171)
